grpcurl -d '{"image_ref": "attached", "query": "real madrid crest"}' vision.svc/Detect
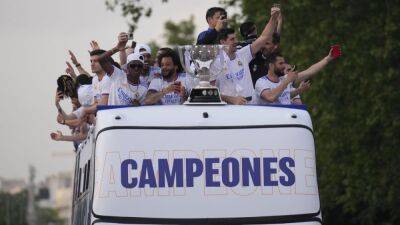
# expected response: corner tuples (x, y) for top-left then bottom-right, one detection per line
(238, 60), (243, 66)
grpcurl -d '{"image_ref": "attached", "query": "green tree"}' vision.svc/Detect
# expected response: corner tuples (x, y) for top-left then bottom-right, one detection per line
(37, 207), (64, 225)
(222, 0), (400, 224)
(0, 191), (64, 225)
(164, 15), (196, 45)
(105, 0), (400, 224)
(0, 191), (28, 225)
(147, 40), (161, 57)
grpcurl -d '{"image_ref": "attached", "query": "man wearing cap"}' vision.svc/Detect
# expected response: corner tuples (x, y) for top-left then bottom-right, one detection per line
(135, 43), (161, 87)
(108, 53), (148, 106)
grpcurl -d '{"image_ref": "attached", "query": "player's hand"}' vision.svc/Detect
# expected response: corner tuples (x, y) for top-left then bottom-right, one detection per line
(286, 71), (298, 83)
(232, 96), (247, 105)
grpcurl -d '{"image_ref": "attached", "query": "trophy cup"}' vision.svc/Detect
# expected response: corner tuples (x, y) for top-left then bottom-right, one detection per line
(177, 45), (227, 105)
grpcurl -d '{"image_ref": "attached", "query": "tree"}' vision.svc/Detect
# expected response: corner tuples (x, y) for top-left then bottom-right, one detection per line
(0, 191), (64, 225)
(0, 191), (28, 225)
(105, 0), (400, 224)
(147, 40), (161, 57)
(221, 0), (400, 224)
(164, 15), (196, 45)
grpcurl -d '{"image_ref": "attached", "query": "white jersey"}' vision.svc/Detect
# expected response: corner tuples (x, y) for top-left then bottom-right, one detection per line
(140, 66), (161, 87)
(107, 65), (126, 83)
(215, 45), (255, 102)
(108, 75), (148, 106)
(148, 73), (192, 105)
(255, 75), (299, 105)
(92, 75), (111, 103)
(77, 84), (93, 106)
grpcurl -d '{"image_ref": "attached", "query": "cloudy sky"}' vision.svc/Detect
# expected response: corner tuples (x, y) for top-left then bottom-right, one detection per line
(0, 0), (235, 181)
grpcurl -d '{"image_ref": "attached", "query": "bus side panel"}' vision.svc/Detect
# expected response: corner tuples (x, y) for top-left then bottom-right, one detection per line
(93, 127), (320, 220)
(72, 129), (95, 225)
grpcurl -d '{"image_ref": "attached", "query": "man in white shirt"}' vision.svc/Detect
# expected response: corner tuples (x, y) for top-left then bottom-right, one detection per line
(144, 50), (191, 105)
(77, 49), (112, 119)
(255, 53), (298, 105)
(108, 53), (148, 106)
(255, 49), (337, 105)
(214, 7), (280, 105)
(56, 49), (110, 128)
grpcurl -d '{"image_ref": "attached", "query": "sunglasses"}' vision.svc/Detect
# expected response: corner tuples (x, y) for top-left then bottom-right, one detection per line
(129, 63), (143, 69)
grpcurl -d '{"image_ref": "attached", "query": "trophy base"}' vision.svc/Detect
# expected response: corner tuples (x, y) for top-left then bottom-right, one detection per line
(184, 86), (226, 105)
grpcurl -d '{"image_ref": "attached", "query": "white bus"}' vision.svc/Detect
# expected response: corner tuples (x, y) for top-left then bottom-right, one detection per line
(71, 104), (322, 225)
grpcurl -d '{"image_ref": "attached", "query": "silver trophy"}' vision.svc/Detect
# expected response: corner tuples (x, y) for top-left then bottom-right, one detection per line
(177, 45), (227, 104)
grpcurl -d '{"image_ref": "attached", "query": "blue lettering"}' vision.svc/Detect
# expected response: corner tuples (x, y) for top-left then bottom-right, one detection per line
(158, 159), (184, 188)
(121, 159), (137, 188)
(186, 158), (204, 187)
(221, 157), (240, 187)
(263, 158), (278, 186)
(242, 158), (261, 186)
(205, 158), (220, 187)
(120, 156), (296, 189)
(279, 157), (295, 186)
(139, 159), (157, 188)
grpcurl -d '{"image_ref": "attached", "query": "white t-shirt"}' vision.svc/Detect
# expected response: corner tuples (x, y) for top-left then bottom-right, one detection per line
(140, 66), (161, 87)
(107, 65), (126, 83)
(108, 75), (148, 106)
(148, 73), (192, 105)
(215, 45), (255, 102)
(77, 85), (93, 106)
(92, 75), (111, 103)
(255, 75), (299, 105)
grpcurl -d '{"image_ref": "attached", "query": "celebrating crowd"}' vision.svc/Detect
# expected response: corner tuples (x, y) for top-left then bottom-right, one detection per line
(51, 5), (340, 149)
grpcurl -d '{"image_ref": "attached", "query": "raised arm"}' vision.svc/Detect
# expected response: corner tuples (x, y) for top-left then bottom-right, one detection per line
(297, 49), (336, 82)
(250, 7), (280, 56)
(276, 13), (283, 35)
(119, 48), (127, 66)
(69, 50), (90, 76)
(98, 32), (128, 65)
(65, 62), (77, 80)
(55, 91), (77, 120)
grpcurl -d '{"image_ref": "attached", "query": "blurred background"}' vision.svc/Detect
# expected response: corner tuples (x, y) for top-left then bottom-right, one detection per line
(0, 0), (399, 224)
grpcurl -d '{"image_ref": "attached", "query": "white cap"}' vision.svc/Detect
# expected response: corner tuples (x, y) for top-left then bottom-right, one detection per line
(134, 44), (151, 55)
(127, 52), (144, 64)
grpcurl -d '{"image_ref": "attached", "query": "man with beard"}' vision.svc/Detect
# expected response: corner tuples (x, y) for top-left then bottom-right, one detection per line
(255, 48), (338, 105)
(144, 50), (190, 105)
(255, 53), (299, 105)
(108, 53), (148, 106)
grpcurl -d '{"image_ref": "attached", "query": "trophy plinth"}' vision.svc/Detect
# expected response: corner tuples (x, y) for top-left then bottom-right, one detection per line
(178, 45), (227, 105)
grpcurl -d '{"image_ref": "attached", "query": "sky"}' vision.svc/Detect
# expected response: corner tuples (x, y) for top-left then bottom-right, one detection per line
(0, 0), (234, 181)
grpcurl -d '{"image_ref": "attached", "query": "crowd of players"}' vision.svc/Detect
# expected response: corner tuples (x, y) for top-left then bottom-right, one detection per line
(51, 5), (341, 149)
